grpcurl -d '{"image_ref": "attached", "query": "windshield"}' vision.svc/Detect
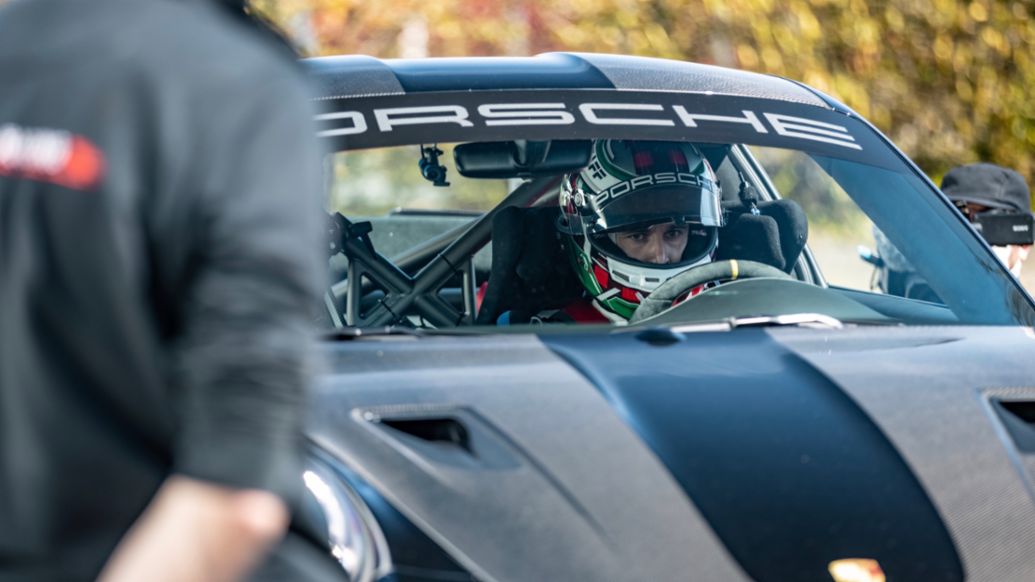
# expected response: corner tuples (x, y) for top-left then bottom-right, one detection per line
(320, 93), (1034, 331)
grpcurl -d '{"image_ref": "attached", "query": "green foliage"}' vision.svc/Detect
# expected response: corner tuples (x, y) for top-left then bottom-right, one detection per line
(258, 0), (1035, 210)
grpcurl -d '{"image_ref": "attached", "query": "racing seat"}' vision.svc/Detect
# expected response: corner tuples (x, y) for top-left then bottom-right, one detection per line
(715, 199), (808, 272)
(476, 206), (583, 325)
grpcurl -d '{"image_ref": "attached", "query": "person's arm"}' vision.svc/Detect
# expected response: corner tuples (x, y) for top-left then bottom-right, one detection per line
(104, 61), (325, 581)
(98, 477), (288, 582)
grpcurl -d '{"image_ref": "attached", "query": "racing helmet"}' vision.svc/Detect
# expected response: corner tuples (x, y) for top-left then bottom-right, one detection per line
(558, 140), (724, 320)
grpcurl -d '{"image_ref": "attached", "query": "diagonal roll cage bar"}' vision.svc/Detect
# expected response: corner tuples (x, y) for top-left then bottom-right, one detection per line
(328, 177), (558, 328)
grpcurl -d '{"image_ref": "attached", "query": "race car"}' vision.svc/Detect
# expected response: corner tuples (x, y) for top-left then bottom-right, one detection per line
(296, 53), (1035, 582)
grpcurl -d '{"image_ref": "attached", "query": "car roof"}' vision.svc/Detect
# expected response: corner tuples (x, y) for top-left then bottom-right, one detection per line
(303, 52), (836, 109)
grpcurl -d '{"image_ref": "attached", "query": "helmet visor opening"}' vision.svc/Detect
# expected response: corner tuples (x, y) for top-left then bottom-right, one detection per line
(587, 183), (723, 233)
(591, 225), (718, 269)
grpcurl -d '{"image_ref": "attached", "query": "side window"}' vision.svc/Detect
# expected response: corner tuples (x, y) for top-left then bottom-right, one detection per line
(747, 146), (879, 292)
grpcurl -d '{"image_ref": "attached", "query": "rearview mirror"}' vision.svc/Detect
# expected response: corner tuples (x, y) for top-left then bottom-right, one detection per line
(453, 140), (592, 179)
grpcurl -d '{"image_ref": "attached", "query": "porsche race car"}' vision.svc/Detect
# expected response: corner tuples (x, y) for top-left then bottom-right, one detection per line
(296, 53), (1035, 582)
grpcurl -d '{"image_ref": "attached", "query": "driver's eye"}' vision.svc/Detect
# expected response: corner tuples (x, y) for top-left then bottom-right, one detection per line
(624, 232), (649, 242)
(666, 228), (688, 239)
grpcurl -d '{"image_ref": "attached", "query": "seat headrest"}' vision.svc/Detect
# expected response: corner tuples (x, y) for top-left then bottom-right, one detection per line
(716, 199), (808, 272)
(716, 213), (785, 270)
(758, 199), (808, 271)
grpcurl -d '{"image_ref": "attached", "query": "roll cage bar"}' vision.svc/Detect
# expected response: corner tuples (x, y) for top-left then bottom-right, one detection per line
(326, 177), (558, 328)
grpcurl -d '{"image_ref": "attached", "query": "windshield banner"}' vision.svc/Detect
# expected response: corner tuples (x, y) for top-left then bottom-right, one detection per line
(314, 90), (897, 168)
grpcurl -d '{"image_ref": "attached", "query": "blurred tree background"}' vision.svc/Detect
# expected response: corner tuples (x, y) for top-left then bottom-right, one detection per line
(256, 0), (1035, 203)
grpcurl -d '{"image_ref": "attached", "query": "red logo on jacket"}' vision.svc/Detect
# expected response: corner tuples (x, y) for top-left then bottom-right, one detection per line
(0, 124), (106, 190)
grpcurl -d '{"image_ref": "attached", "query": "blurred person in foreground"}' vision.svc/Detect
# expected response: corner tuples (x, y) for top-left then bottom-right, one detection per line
(941, 163), (1033, 281)
(0, 0), (331, 580)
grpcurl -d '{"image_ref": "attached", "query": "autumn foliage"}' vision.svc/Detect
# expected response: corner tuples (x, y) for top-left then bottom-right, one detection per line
(256, 0), (1035, 193)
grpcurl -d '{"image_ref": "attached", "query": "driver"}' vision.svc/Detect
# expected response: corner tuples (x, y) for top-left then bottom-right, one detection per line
(555, 139), (725, 323)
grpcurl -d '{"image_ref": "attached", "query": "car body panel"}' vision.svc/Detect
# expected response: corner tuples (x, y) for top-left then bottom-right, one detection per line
(309, 327), (1035, 581)
(776, 325), (1035, 582)
(305, 53), (828, 106)
(542, 328), (963, 581)
(307, 55), (407, 99)
(309, 334), (750, 581)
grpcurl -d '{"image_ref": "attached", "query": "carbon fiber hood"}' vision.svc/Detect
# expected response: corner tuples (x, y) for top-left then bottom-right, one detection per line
(307, 325), (1035, 582)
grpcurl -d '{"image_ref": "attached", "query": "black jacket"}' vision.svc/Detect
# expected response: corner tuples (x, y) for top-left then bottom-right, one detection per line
(0, 0), (326, 578)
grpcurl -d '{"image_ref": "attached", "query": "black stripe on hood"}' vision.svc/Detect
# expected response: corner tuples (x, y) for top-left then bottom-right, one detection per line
(541, 328), (963, 582)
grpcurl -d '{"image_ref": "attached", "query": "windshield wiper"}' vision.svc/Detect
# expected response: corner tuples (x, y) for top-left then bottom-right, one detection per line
(726, 313), (844, 330)
(663, 312), (844, 334)
(328, 313), (846, 342)
(322, 326), (427, 341)
(627, 313), (845, 345)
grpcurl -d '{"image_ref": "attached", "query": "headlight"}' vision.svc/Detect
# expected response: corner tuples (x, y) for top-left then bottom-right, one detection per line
(304, 454), (393, 582)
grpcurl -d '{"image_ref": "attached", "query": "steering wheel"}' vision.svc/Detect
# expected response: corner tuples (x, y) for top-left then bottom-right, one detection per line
(629, 259), (793, 323)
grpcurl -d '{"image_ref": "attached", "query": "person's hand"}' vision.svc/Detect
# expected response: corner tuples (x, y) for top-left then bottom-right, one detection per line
(98, 475), (289, 582)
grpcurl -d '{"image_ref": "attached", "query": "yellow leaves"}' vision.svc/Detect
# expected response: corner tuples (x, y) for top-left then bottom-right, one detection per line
(871, 104), (892, 130)
(269, 0), (1034, 188)
(1010, 118), (1028, 140)
(830, 73), (870, 117)
(643, 24), (677, 57)
(955, 78), (974, 102)
(952, 43), (972, 74)
(794, 8), (819, 40)
(931, 0), (959, 27)
(855, 20), (880, 46)
(847, 0), (870, 18)
(615, 5), (640, 29)
(885, 6), (905, 33)
(933, 35), (954, 64)
(760, 46), (784, 70)
(968, 1), (988, 23)
(568, 0), (602, 12)
(737, 44), (760, 69)
(702, 0), (733, 24)
(803, 71), (830, 94)
(980, 27), (1009, 57)
(973, 67), (1001, 112)
(847, 20), (880, 74)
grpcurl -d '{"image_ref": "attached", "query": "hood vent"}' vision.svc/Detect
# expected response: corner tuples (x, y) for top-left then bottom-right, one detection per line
(992, 399), (1035, 453)
(362, 407), (521, 471)
(381, 417), (472, 454)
